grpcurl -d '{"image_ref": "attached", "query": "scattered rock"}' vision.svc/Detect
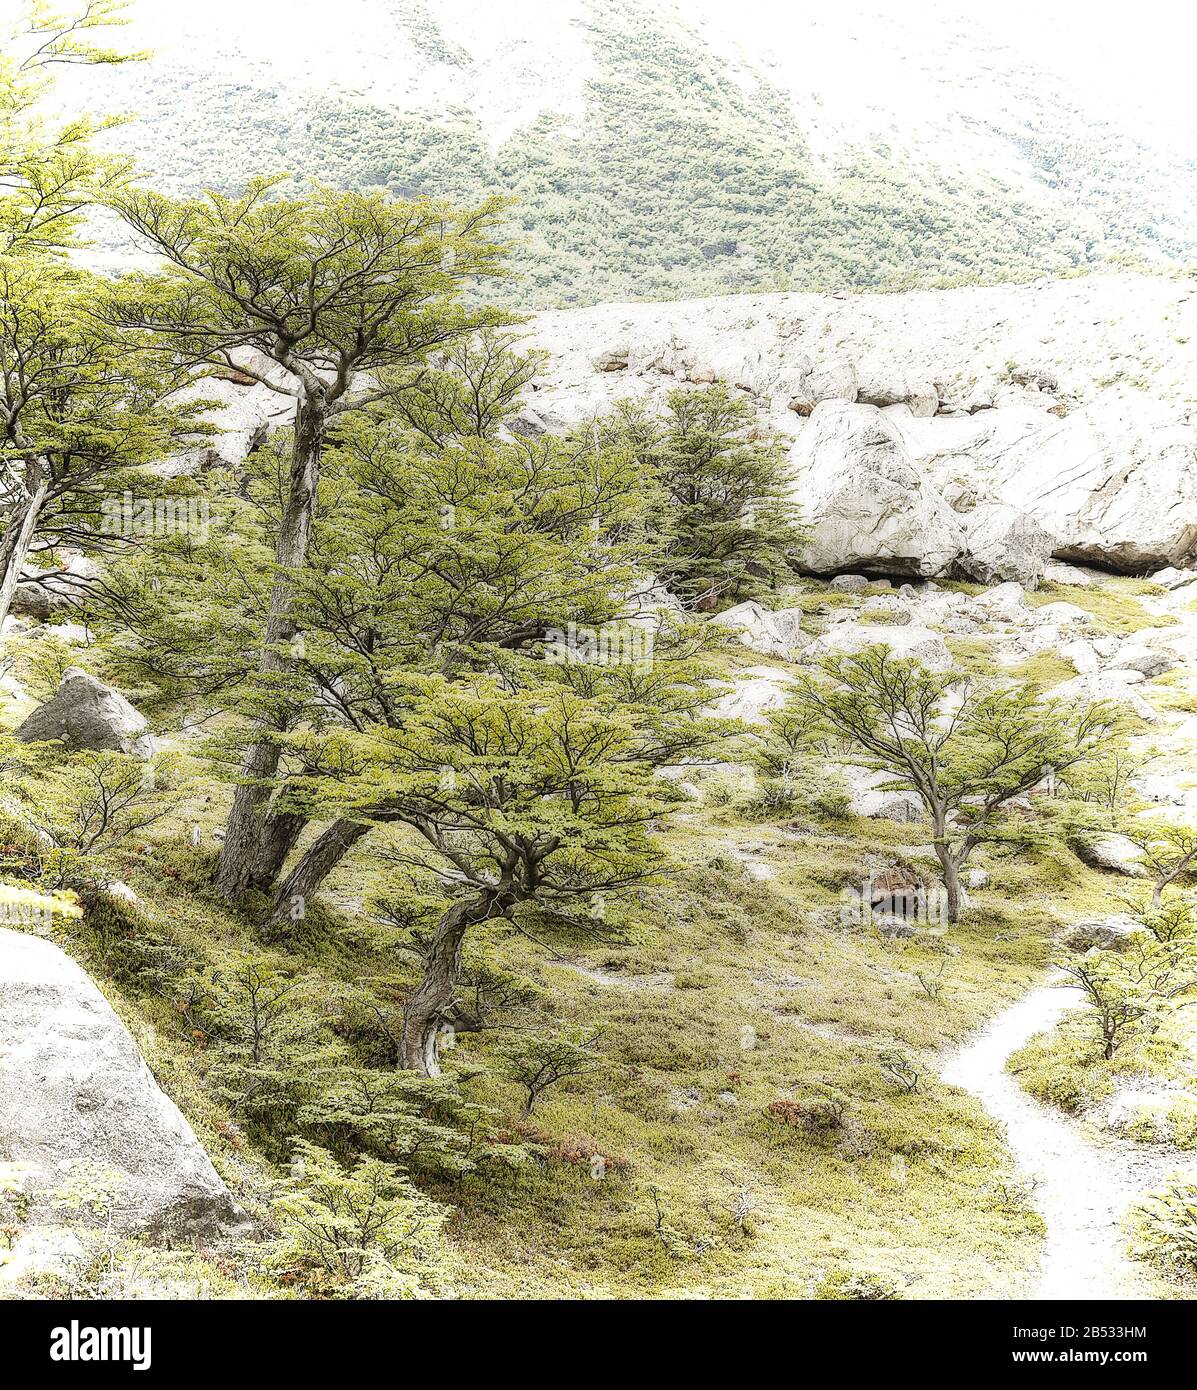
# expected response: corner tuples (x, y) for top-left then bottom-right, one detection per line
(0, 929), (245, 1251)
(1149, 566), (1197, 591)
(1072, 833), (1149, 878)
(829, 573), (871, 594)
(14, 668), (157, 759)
(11, 555), (101, 620)
(808, 622), (952, 671)
(1061, 916), (1141, 952)
(712, 600), (810, 660)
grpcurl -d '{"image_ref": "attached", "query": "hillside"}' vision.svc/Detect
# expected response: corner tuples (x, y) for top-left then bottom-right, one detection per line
(68, 0), (1197, 305)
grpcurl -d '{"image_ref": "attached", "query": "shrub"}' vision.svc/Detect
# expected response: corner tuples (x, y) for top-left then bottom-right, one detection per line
(815, 1266), (901, 1300)
(1128, 1178), (1197, 1277)
(270, 1141), (449, 1298)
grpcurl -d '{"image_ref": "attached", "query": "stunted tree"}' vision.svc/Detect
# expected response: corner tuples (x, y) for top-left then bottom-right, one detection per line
(100, 179), (508, 902)
(604, 384), (803, 607)
(278, 649), (728, 1075)
(1062, 935), (1197, 1060)
(1120, 822), (1197, 906)
(794, 646), (1118, 922)
(1, 0), (139, 260)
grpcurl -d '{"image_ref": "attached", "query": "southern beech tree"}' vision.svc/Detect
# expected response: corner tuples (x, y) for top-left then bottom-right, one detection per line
(0, 260), (199, 625)
(603, 383), (803, 607)
(100, 179), (508, 902)
(281, 648), (728, 1075)
(794, 646), (1118, 922)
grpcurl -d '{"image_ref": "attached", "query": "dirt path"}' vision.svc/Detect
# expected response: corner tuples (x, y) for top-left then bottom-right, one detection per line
(942, 979), (1191, 1299)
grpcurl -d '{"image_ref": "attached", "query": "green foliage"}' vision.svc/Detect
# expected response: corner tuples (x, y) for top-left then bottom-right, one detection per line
(1128, 1179), (1197, 1278)
(270, 1140), (450, 1298)
(601, 385), (804, 605)
(1060, 936), (1197, 1060)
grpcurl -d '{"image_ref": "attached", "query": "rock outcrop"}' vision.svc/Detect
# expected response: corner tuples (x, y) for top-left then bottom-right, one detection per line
(14, 668), (157, 759)
(789, 402), (965, 578)
(0, 929), (244, 1252)
(712, 601), (810, 660)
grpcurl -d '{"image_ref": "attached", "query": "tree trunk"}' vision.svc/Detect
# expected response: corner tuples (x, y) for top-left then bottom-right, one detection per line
(0, 468), (49, 628)
(214, 390), (326, 902)
(400, 894), (499, 1076)
(932, 827), (963, 926)
(247, 807), (309, 893)
(264, 817), (371, 939)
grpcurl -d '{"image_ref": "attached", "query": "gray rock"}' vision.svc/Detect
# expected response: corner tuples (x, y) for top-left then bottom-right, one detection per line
(1072, 833), (1149, 878)
(964, 868), (990, 890)
(790, 402), (965, 578)
(1061, 916), (1140, 952)
(14, 668), (157, 759)
(829, 574), (870, 594)
(808, 622), (952, 672)
(1149, 566), (1197, 591)
(955, 503), (1055, 587)
(11, 555), (101, 620)
(1106, 645), (1173, 678)
(0, 928), (244, 1246)
(712, 600), (810, 660)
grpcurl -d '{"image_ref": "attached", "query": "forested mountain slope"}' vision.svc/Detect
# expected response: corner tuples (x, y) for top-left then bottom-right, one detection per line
(69, 0), (1197, 305)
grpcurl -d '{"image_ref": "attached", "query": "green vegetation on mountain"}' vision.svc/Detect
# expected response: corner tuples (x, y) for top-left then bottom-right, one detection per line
(83, 1), (1196, 307)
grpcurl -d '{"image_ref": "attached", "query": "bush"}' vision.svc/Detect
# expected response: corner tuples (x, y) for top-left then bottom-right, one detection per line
(270, 1141), (449, 1298)
(765, 1096), (845, 1134)
(1128, 1178), (1197, 1277)
(815, 1266), (901, 1300)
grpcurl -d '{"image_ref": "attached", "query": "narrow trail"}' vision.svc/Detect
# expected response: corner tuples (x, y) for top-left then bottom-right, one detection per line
(942, 980), (1193, 1299)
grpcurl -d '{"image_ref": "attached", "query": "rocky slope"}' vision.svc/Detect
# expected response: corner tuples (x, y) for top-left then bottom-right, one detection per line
(523, 272), (1197, 577)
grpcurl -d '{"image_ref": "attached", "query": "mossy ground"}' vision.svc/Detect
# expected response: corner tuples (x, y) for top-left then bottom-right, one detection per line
(5, 575), (1190, 1299)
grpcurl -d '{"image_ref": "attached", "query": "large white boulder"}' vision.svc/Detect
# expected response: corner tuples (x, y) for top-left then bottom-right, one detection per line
(955, 502), (1055, 587)
(790, 402), (965, 578)
(0, 929), (244, 1252)
(14, 668), (157, 759)
(806, 622), (952, 671)
(711, 665), (794, 725)
(953, 395), (1197, 572)
(711, 601), (810, 660)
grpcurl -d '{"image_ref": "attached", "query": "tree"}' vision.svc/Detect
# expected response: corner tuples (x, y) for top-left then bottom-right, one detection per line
(1119, 823), (1197, 906)
(0, 261), (201, 625)
(279, 646), (728, 1075)
(793, 647), (1118, 922)
(1, 0), (139, 260)
(498, 1027), (605, 1115)
(1062, 935), (1197, 1060)
(603, 384), (803, 606)
(100, 179), (509, 902)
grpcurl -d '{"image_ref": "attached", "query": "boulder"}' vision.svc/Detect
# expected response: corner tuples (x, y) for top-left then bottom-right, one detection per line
(954, 502), (1055, 587)
(1106, 645), (1172, 678)
(838, 766), (925, 823)
(0, 928), (244, 1251)
(711, 665), (793, 725)
(857, 376), (939, 418)
(14, 668), (157, 759)
(1149, 567), (1197, 591)
(1072, 833), (1149, 878)
(1053, 670), (1157, 722)
(829, 574), (870, 594)
(790, 402), (965, 578)
(1043, 561), (1097, 587)
(592, 346), (629, 372)
(1061, 916), (1140, 952)
(979, 395), (1197, 571)
(964, 867), (990, 890)
(10, 555), (101, 620)
(711, 601), (810, 660)
(807, 622), (952, 671)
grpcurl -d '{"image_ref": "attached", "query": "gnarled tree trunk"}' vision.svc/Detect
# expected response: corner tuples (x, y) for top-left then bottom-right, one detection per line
(248, 807), (309, 893)
(264, 817), (371, 939)
(400, 892), (506, 1076)
(214, 390), (326, 902)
